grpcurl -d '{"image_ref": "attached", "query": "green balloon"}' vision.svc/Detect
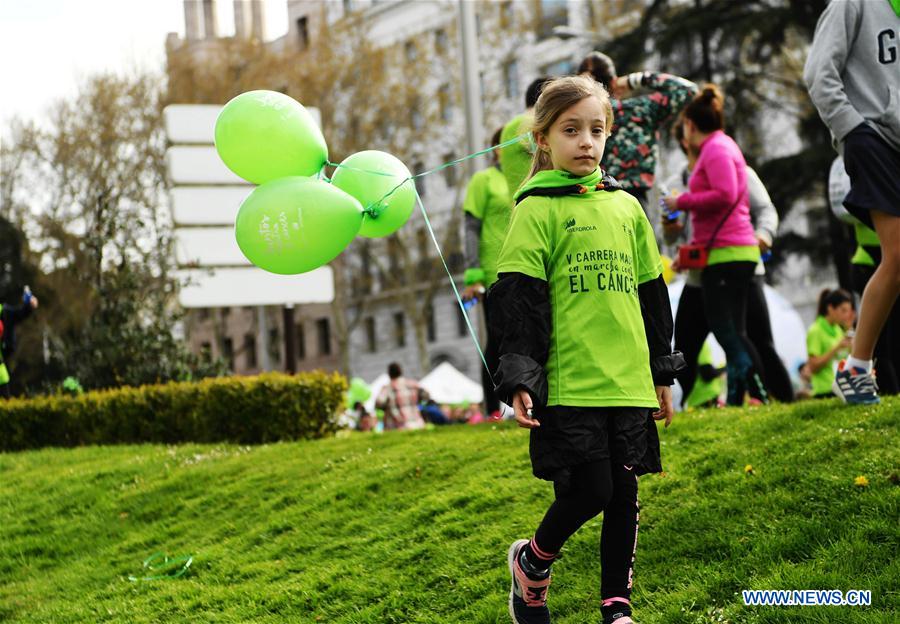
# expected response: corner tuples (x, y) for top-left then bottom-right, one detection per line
(331, 150), (416, 238)
(215, 90), (328, 184)
(235, 177), (362, 274)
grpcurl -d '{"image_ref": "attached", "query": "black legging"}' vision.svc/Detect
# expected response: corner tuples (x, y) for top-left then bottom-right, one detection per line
(746, 276), (794, 402)
(533, 460), (638, 602)
(675, 273), (789, 405)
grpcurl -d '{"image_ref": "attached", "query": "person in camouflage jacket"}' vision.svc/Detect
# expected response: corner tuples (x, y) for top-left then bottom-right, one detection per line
(579, 52), (698, 211)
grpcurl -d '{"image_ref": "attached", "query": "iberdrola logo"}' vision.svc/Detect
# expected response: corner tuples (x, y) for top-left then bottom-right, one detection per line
(564, 217), (597, 233)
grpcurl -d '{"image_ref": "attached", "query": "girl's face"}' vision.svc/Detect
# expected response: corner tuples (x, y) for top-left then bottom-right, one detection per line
(535, 96), (608, 176)
(828, 301), (855, 329)
(683, 117), (703, 149)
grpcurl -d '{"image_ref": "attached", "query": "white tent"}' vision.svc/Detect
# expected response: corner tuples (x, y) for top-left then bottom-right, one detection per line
(668, 278), (808, 409)
(420, 362), (484, 405)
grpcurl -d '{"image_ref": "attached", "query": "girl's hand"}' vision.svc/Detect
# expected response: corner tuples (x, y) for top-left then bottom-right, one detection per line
(653, 386), (674, 428)
(662, 195), (680, 211)
(512, 389), (540, 429)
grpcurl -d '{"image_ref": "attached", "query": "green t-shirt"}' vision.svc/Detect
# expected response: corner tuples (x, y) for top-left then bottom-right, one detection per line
(463, 166), (511, 287)
(499, 112), (535, 197)
(851, 223), (879, 267)
(685, 340), (722, 408)
(707, 245), (761, 266)
(497, 169), (663, 408)
(806, 315), (846, 397)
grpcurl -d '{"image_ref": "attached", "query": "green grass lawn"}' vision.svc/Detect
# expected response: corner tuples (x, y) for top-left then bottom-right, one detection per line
(1, 397), (897, 623)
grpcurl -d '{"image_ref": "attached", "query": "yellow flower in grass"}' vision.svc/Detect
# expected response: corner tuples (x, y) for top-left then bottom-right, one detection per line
(854, 475), (869, 488)
(744, 464), (754, 475)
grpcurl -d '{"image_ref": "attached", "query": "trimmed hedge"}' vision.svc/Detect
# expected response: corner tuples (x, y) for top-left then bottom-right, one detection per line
(0, 371), (347, 451)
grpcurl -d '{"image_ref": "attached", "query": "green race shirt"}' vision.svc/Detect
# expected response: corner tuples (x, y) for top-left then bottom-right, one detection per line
(499, 113), (535, 197)
(685, 340), (722, 408)
(463, 166), (511, 287)
(851, 223), (879, 267)
(497, 169), (663, 408)
(806, 315), (846, 397)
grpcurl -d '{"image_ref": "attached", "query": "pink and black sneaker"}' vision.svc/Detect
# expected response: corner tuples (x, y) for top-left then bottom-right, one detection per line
(507, 539), (552, 624)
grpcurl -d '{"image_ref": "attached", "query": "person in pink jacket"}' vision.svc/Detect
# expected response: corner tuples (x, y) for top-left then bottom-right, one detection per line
(663, 84), (768, 406)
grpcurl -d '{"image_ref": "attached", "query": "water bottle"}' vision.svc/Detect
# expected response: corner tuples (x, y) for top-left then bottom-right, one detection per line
(659, 185), (680, 222)
(760, 251), (772, 263)
(23, 285), (32, 305)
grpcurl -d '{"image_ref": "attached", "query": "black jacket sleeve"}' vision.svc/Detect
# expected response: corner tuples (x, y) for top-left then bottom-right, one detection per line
(1, 302), (34, 359)
(637, 275), (686, 386)
(486, 272), (551, 407)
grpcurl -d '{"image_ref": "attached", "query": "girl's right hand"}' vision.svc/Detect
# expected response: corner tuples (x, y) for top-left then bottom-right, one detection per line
(512, 389), (540, 429)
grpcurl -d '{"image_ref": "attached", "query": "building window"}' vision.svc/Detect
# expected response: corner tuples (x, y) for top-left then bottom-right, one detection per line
(456, 304), (468, 337)
(411, 96), (424, 130)
(442, 152), (457, 187)
(200, 341), (212, 358)
(268, 328), (281, 362)
(297, 16), (309, 49)
(426, 304), (436, 343)
(365, 316), (377, 353)
(387, 236), (402, 276)
(244, 333), (258, 369)
(296, 323), (306, 360)
(541, 59), (575, 77)
(438, 83), (452, 122)
(413, 162), (426, 196)
(500, 1), (514, 27)
(316, 318), (331, 355)
(393, 312), (406, 348)
(222, 337), (234, 371)
(198, 308), (210, 320)
(220, 307), (231, 319)
(503, 59), (519, 100)
(434, 28), (448, 55)
(404, 40), (418, 63)
(537, 0), (568, 40)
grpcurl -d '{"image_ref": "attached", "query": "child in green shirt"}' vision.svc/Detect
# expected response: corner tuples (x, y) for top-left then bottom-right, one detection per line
(488, 75), (684, 624)
(806, 289), (855, 398)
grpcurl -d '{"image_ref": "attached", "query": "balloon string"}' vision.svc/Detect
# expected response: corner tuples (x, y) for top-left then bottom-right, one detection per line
(324, 133), (532, 392)
(413, 191), (494, 384)
(326, 132), (531, 216)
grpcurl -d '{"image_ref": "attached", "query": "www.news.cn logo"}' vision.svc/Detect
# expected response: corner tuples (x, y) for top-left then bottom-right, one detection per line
(742, 589), (872, 606)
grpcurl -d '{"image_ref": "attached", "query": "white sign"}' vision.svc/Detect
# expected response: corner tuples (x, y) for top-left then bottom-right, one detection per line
(175, 227), (248, 267)
(172, 186), (250, 225)
(167, 146), (246, 185)
(164, 102), (332, 308)
(178, 266), (334, 308)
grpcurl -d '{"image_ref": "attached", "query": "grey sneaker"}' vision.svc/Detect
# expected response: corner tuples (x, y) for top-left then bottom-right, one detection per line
(507, 539), (551, 624)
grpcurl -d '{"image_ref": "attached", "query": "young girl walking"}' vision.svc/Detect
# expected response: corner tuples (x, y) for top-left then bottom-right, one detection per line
(488, 75), (684, 624)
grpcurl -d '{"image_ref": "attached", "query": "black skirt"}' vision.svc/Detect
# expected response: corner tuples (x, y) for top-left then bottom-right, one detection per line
(843, 123), (900, 229)
(528, 405), (663, 490)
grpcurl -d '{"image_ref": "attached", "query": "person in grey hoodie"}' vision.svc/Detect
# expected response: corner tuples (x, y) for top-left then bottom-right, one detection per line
(804, 0), (900, 405)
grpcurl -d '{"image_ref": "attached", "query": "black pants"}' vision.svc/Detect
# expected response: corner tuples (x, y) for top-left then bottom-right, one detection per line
(701, 262), (767, 405)
(746, 277), (793, 402)
(852, 258), (900, 395)
(533, 459), (638, 602)
(676, 277), (793, 405)
(480, 301), (500, 414)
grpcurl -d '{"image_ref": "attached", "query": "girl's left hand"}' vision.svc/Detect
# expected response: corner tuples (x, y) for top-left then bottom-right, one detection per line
(653, 386), (674, 428)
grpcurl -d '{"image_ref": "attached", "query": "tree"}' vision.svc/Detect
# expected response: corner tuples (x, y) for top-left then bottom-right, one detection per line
(2, 71), (224, 392)
(602, 0), (851, 287)
(166, 5), (476, 376)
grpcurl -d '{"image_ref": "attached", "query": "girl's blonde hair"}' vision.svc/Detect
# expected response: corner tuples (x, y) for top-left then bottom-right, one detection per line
(526, 75), (614, 180)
